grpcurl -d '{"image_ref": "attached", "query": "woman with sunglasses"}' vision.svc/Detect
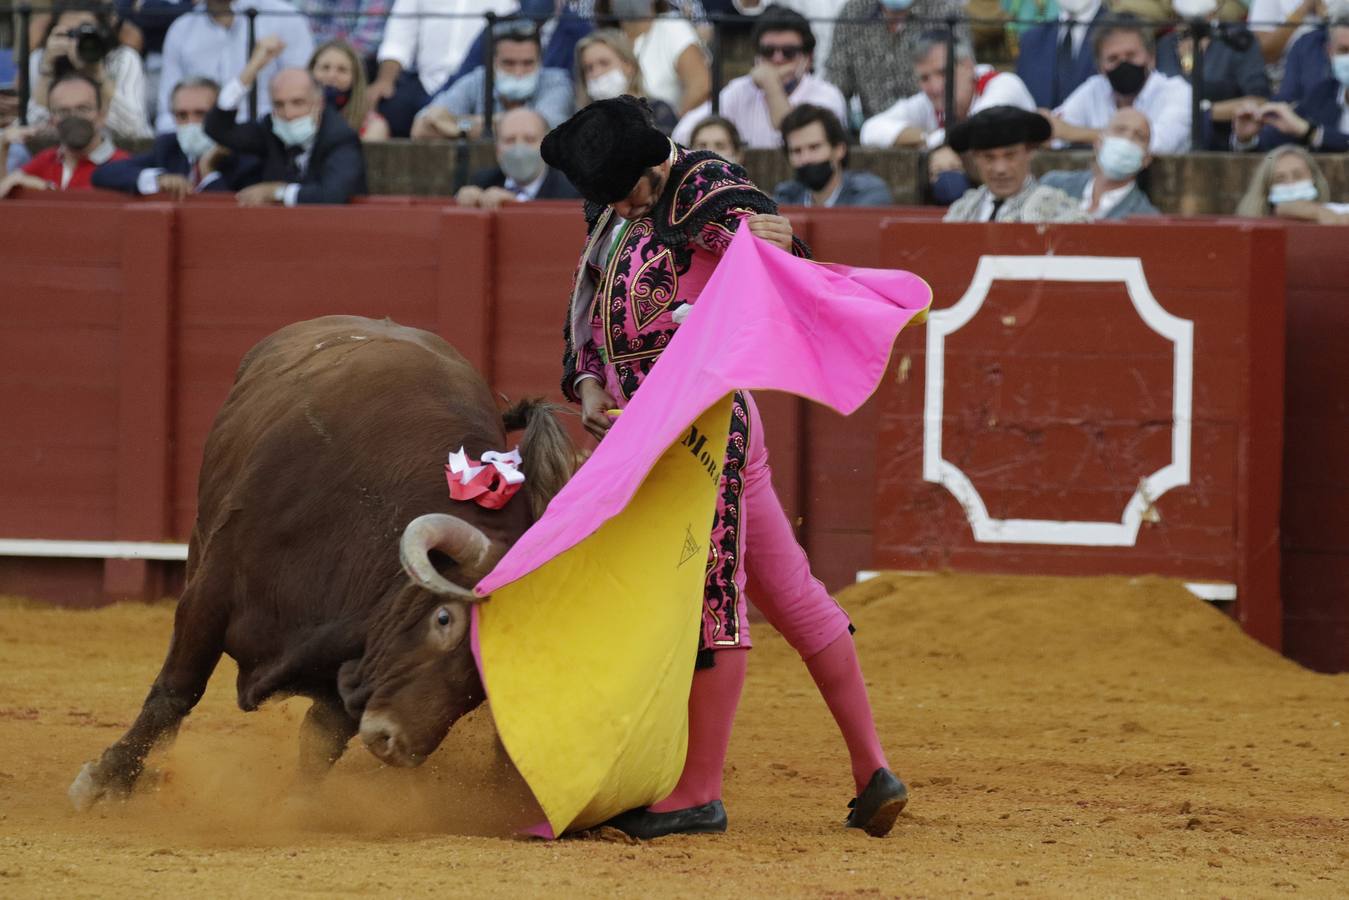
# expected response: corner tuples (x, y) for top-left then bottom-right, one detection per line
(672, 5), (847, 149)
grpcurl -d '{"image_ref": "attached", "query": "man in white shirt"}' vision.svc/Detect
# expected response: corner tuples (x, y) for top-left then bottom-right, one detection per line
(369, 0), (517, 136)
(157, 0), (314, 133)
(859, 34), (1036, 151)
(1040, 107), (1161, 219)
(672, 5), (845, 149)
(1044, 14), (1194, 154)
(729, 0), (851, 72)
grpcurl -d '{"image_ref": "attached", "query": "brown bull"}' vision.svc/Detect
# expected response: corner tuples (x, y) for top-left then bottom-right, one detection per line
(69, 315), (573, 810)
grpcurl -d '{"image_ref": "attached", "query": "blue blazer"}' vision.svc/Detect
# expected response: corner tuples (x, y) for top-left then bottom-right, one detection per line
(92, 132), (256, 194)
(205, 105), (368, 204)
(1259, 79), (1349, 153)
(1016, 8), (1109, 109)
(1277, 27), (1331, 103)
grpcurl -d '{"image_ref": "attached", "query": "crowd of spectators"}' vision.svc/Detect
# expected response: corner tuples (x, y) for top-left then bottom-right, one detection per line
(0, 0), (1344, 218)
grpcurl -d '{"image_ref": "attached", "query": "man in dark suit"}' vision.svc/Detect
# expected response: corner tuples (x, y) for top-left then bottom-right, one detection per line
(455, 107), (579, 208)
(1233, 17), (1349, 153)
(94, 77), (258, 198)
(204, 36), (367, 206)
(1016, 0), (1112, 109)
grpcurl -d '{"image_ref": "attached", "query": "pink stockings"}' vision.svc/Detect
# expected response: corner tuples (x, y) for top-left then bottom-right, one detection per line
(649, 648), (747, 812)
(653, 396), (889, 811)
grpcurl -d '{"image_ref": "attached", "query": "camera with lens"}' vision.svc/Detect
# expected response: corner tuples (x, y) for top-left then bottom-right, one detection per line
(70, 22), (117, 66)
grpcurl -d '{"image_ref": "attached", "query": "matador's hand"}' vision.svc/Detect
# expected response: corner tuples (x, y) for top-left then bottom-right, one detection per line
(578, 378), (619, 441)
(746, 213), (794, 252)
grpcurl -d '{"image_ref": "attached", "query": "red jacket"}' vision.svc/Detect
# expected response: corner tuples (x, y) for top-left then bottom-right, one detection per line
(21, 141), (129, 191)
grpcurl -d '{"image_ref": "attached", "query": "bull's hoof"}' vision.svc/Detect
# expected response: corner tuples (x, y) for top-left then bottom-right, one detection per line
(68, 762), (106, 812)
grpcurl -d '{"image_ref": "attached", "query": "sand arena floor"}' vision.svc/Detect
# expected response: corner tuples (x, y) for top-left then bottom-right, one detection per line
(0, 572), (1346, 898)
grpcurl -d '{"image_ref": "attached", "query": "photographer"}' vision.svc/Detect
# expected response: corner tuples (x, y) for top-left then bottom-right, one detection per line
(29, 0), (153, 141)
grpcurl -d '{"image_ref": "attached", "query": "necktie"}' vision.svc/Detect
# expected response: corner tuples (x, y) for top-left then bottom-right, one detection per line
(1055, 24), (1075, 106)
(284, 146), (304, 182)
(989, 198), (1005, 222)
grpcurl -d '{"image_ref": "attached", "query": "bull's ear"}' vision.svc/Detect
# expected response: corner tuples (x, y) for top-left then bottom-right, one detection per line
(337, 658), (373, 720)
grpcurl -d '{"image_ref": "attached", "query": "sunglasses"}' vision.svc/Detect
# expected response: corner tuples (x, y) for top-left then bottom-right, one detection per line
(758, 44), (805, 61)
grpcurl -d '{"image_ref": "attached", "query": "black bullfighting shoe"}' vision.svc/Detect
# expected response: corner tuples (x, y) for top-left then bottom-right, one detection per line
(844, 768), (909, 837)
(602, 800), (728, 839)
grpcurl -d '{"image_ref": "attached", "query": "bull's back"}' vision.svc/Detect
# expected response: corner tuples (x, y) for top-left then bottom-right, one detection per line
(191, 316), (510, 596)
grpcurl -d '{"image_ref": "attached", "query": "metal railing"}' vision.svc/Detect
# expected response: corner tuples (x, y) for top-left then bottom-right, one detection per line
(2, 4), (1315, 151)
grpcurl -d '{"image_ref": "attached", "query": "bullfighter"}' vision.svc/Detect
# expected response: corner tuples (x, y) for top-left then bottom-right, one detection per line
(541, 95), (908, 839)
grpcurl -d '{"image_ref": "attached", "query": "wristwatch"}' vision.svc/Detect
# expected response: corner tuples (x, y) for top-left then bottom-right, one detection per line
(456, 116), (474, 138)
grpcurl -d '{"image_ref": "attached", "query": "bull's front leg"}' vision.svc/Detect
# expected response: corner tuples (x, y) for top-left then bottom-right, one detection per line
(297, 694), (359, 781)
(69, 587), (226, 810)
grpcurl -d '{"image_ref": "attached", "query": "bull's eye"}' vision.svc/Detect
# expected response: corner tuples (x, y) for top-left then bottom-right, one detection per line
(435, 607), (452, 628)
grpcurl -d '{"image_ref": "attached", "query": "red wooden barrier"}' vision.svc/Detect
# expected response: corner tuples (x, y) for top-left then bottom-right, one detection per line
(869, 221), (1287, 651)
(0, 199), (1342, 670)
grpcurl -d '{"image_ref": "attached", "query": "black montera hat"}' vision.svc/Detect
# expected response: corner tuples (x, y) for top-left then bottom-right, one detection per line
(947, 106), (1053, 154)
(541, 95), (671, 205)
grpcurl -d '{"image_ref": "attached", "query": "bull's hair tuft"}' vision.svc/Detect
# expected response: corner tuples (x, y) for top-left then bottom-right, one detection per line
(502, 399), (576, 521)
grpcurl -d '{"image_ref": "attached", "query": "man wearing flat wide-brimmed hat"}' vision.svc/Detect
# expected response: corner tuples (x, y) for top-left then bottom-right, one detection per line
(542, 94), (909, 841)
(942, 105), (1088, 223)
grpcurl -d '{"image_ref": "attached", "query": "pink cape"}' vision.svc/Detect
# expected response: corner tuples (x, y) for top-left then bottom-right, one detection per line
(474, 228), (932, 598)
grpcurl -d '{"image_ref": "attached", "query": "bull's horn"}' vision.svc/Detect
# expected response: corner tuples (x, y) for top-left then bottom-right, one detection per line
(399, 513), (497, 600)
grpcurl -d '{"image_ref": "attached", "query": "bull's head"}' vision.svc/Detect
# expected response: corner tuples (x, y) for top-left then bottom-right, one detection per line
(338, 513), (501, 767)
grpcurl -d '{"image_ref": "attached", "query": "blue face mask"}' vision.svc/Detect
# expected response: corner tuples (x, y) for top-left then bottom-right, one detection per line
(1333, 53), (1349, 87)
(879, 0), (914, 9)
(1096, 135), (1145, 181)
(1268, 179), (1319, 205)
(272, 112), (317, 147)
(496, 69), (540, 102)
(931, 170), (970, 206)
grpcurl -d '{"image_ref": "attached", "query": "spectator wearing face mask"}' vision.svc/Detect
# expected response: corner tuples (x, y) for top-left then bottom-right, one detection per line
(412, 19), (574, 140)
(1235, 144), (1349, 223)
(442, 0), (596, 96)
(825, 0), (969, 121)
(370, 0), (517, 137)
(0, 71), (130, 198)
(93, 77), (257, 197)
(456, 106), (581, 208)
(1231, 16), (1349, 152)
(607, 0), (711, 115)
(29, 0), (153, 141)
(1156, 0), (1269, 148)
(1045, 15), (1194, 154)
(1016, 0), (1112, 110)
(672, 6), (846, 149)
(310, 40), (390, 142)
(773, 104), (893, 207)
(573, 29), (678, 133)
(1040, 106), (1160, 218)
(205, 40), (368, 205)
(689, 114), (745, 165)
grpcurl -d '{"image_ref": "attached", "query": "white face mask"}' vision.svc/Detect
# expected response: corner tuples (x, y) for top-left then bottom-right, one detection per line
(1171, 0), (1217, 18)
(586, 68), (629, 101)
(1268, 179), (1319, 205)
(175, 121), (215, 159)
(1096, 135), (1145, 180)
(1057, 0), (1096, 17)
(272, 112), (317, 147)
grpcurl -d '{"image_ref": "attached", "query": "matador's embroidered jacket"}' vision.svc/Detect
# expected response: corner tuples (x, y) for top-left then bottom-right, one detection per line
(559, 144), (810, 654)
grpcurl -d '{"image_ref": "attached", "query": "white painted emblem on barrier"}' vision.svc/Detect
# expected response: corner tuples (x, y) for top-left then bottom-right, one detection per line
(923, 256), (1193, 546)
